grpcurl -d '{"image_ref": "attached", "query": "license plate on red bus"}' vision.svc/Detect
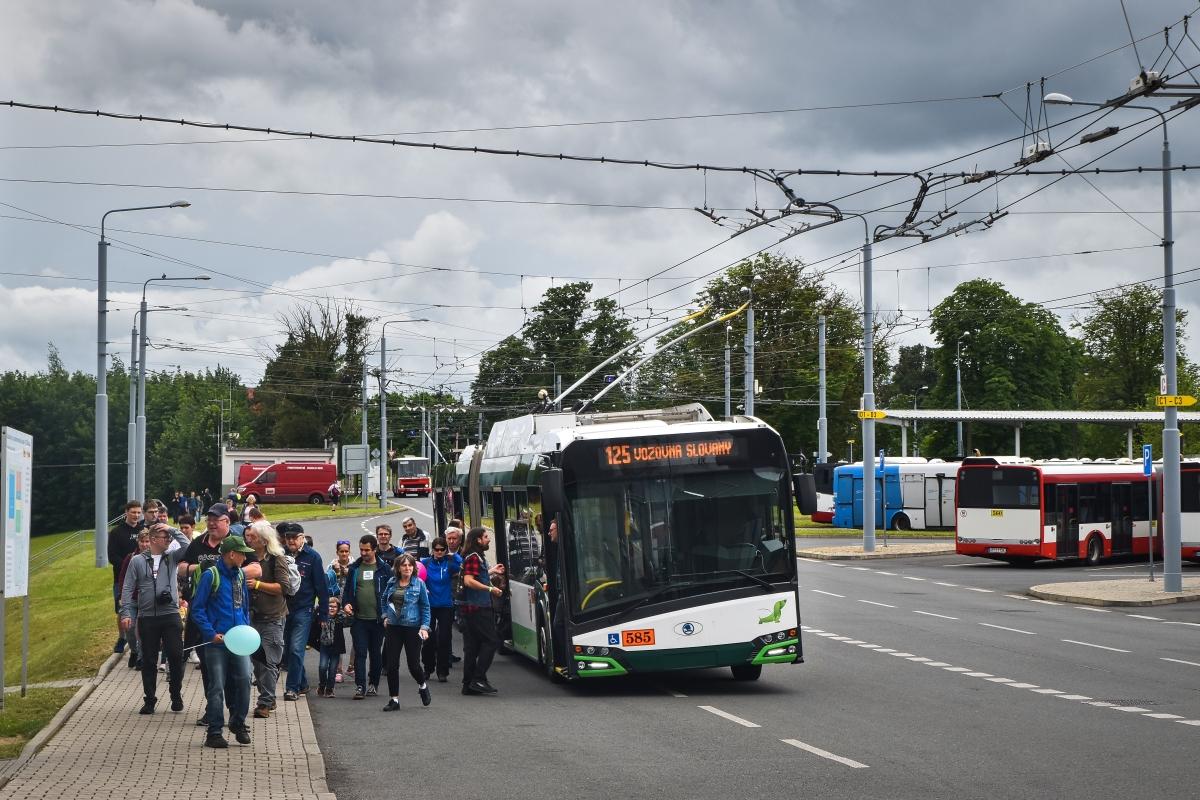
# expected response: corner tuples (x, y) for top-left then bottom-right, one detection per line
(987, 547), (1008, 554)
(621, 629), (655, 647)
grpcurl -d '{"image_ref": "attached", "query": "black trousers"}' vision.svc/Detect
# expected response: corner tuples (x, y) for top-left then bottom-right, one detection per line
(422, 607), (454, 678)
(138, 613), (183, 702)
(384, 625), (425, 697)
(462, 609), (499, 687)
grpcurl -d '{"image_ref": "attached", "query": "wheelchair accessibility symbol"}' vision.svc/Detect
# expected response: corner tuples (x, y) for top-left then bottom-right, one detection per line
(607, 633), (620, 645)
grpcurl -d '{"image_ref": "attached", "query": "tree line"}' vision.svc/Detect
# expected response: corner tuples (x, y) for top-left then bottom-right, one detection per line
(2, 257), (1189, 535)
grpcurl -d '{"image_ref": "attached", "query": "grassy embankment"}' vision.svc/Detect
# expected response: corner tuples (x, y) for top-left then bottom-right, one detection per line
(256, 494), (403, 523)
(0, 529), (115, 758)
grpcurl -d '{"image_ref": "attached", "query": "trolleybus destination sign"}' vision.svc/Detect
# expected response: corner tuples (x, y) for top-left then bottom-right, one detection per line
(600, 436), (741, 468)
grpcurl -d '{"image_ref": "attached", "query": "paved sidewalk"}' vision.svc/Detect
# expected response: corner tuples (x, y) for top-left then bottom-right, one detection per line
(1030, 575), (1200, 606)
(1, 655), (335, 799)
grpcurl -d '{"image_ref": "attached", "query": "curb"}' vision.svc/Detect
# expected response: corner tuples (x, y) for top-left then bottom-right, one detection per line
(796, 548), (957, 560)
(1028, 587), (1200, 607)
(294, 695), (336, 798)
(0, 652), (121, 791)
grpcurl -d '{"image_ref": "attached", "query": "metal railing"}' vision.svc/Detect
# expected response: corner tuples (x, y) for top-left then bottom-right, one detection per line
(29, 516), (116, 573)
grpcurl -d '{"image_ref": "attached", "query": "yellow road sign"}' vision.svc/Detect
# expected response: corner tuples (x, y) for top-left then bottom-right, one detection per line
(1156, 395), (1197, 407)
(857, 410), (888, 420)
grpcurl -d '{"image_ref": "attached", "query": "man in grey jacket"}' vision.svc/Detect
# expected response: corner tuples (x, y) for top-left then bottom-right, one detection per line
(120, 519), (190, 714)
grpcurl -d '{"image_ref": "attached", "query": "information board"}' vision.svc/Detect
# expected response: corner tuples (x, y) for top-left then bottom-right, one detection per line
(1, 427), (32, 598)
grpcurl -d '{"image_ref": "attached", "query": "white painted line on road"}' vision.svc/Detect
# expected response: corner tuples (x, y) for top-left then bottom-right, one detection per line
(1027, 598), (1061, 606)
(907, 656), (933, 663)
(829, 636), (853, 641)
(816, 632), (838, 637)
(781, 739), (869, 769)
(985, 677), (1016, 684)
(1177, 720), (1200, 726)
(1074, 606), (1112, 613)
(858, 599), (896, 608)
(940, 562), (975, 567)
(843, 639), (866, 645)
(1144, 713), (1183, 719)
(934, 581), (958, 587)
(849, 566), (872, 571)
(1032, 688), (1064, 694)
(1111, 706), (1151, 713)
(962, 672), (993, 677)
(402, 504), (435, 520)
(1062, 639), (1131, 653)
(1127, 614), (1162, 621)
(668, 689), (689, 698)
(943, 667), (972, 672)
(1162, 621), (1200, 627)
(1161, 657), (1200, 668)
(812, 589), (845, 598)
(1055, 694), (1093, 701)
(1007, 682), (1039, 689)
(698, 705), (760, 728)
(797, 557), (822, 563)
(858, 643), (883, 648)
(1087, 701), (1117, 708)
(875, 570), (896, 576)
(963, 587), (993, 593)
(890, 652), (915, 658)
(924, 661), (951, 667)
(826, 563), (846, 568)
(979, 622), (1037, 635)
(903, 576), (926, 581)
(913, 610), (958, 620)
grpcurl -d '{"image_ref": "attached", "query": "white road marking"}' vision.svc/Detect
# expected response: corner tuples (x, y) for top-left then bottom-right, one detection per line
(858, 643), (883, 648)
(934, 582), (959, 587)
(663, 687), (688, 698)
(1111, 706), (1151, 713)
(816, 632), (837, 637)
(1032, 689), (1064, 694)
(1162, 621), (1200, 627)
(1177, 720), (1200, 726)
(903, 576), (926, 581)
(698, 705), (760, 728)
(858, 599), (896, 608)
(890, 652), (915, 658)
(826, 563), (846, 568)
(907, 657), (933, 662)
(1074, 606), (1112, 613)
(943, 667), (972, 672)
(850, 566), (872, 571)
(963, 587), (993, 593)
(781, 739), (869, 769)
(1007, 682), (1039, 689)
(843, 639), (866, 645)
(830, 636), (853, 641)
(1055, 694), (1093, 701)
(875, 648), (896, 653)
(963, 672), (993, 678)
(1161, 657), (1200, 668)
(875, 571), (896, 576)
(1027, 598), (1061, 606)
(924, 661), (951, 667)
(1062, 639), (1131, 653)
(1126, 614), (1162, 621)
(986, 677), (1016, 684)
(797, 557), (822, 563)
(812, 589), (845, 598)
(1144, 713), (1184, 719)
(1087, 701), (1117, 708)
(913, 610), (958, 620)
(979, 622), (1037, 635)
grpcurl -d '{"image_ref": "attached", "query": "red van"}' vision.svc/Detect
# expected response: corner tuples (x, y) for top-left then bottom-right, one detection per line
(236, 461), (337, 504)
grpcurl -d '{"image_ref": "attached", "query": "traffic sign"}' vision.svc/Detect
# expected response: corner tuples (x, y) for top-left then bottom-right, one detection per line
(342, 444), (369, 474)
(1155, 395), (1197, 407)
(1143, 443), (1153, 477)
(857, 410), (887, 419)
(371, 447), (382, 459)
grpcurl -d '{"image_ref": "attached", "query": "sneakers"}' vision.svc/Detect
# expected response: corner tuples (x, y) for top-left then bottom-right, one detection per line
(114, 637), (127, 654)
(204, 734), (228, 749)
(366, 685), (378, 697)
(317, 683), (327, 697)
(253, 706), (271, 719)
(334, 672), (344, 684)
(418, 685), (432, 706)
(170, 696), (184, 713)
(436, 674), (448, 683)
(128, 651), (139, 669)
(353, 687), (365, 700)
(477, 680), (498, 694)
(382, 699), (400, 712)
(324, 687), (336, 698)
(233, 727), (252, 745)
(158, 662), (168, 672)
(188, 650), (200, 664)
(283, 690), (299, 701)
(138, 699), (156, 715)
(195, 717), (207, 727)
(461, 682), (484, 696)
(298, 686), (309, 695)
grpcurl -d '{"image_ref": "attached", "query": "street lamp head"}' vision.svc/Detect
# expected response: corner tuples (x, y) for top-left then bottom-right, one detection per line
(1043, 92), (1074, 105)
(169, 200), (191, 208)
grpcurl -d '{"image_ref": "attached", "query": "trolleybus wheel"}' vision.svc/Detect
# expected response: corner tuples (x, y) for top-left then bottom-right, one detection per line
(892, 513), (912, 532)
(1086, 536), (1104, 566)
(731, 664), (762, 681)
(537, 615), (564, 683)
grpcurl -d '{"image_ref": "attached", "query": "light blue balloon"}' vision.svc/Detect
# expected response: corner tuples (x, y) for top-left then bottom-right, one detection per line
(223, 624), (261, 657)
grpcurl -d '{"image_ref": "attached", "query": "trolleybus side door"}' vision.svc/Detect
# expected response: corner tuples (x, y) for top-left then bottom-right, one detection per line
(1111, 483), (1133, 555)
(1056, 484), (1080, 559)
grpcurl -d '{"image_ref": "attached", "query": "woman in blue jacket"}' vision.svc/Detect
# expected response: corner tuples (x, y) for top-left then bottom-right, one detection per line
(381, 553), (431, 711)
(419, 536), (462, 683)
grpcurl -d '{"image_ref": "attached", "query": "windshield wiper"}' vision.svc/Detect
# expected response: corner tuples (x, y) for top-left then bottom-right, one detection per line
(729, 569), (775, 592)
(610, 581), (699, 623)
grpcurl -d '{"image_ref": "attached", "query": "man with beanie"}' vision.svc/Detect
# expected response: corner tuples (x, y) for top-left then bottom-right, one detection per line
(190, 534), (256, 749)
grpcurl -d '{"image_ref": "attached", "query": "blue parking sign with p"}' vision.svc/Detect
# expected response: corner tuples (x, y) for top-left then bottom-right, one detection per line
(1143, 444), (1153, 477)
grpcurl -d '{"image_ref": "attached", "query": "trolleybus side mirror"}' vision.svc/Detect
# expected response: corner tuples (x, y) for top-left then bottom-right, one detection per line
(542, 468), (565, 520)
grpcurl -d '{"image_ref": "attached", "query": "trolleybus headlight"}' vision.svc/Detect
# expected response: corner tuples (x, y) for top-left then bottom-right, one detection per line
(600, 647), (610, 656)
(586, 646), (596, 655)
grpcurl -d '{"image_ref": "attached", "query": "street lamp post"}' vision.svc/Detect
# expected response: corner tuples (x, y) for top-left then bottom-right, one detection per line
(724, 324), (732, 419)
(741, 284), (755, 416)
(135, 273), (209, 502)
(1045, 92), (1182, 592)
(956, 338), (964, 457)
(94, 201), (189, 568)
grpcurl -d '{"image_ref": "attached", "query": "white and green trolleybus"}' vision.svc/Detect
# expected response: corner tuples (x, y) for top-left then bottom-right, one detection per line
(433, 402), (803, 682)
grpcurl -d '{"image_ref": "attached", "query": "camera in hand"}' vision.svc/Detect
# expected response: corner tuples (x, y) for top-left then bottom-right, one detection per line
(157, 589), (173, 605)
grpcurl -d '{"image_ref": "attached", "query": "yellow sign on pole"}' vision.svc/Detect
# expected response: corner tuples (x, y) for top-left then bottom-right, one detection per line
(857, 410), (888, 420)
(1155, 395), (1197, 407)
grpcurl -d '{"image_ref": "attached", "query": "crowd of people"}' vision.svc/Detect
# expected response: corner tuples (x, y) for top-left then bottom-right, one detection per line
(110, 497), (506, 749)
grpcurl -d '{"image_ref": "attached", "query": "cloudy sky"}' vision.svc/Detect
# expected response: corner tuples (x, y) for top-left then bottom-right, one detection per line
(3, 0), (1199, 403)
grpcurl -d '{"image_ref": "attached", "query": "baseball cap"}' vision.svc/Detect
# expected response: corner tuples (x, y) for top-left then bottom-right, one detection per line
(219, 535), (255, 555)
(205, 502), (230, 518)
(276, 521), (305, 537)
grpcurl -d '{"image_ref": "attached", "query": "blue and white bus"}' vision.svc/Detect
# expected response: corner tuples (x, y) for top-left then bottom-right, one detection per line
(832, 458), (959, 531)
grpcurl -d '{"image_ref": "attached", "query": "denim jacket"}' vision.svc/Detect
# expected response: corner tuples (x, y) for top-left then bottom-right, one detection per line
(382, 575), (431, 630)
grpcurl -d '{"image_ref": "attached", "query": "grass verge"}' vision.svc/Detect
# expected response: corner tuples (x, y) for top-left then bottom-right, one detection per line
(0, 687), (78, 758)
(793, 512), (954, 539)
(257, 495), (402, 523)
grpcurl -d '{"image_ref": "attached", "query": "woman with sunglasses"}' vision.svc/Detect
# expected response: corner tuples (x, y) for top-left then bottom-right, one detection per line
(419, 536), (462, 682)
(381, 554), (432, 711)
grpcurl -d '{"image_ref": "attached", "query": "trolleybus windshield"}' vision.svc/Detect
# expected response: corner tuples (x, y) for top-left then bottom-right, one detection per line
(958, 466), (1040, 509)
(563, 464), (791, 621)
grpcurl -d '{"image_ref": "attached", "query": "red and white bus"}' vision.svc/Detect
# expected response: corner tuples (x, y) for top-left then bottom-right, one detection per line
(392, 456), (432, 497)
(956, 457), (1160, 565)
(1181, 461), (1200, 562)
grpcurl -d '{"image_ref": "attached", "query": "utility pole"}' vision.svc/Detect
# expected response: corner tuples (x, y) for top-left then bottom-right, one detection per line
(379, 348), (388, 510)
(818, 315), (827, 464)
(956, 338), (964, 457)
(127, 324), (138, 501)
(477, 412), (484, 443)
(742, 283), (755, 416)
(724, 324), (732, 419)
